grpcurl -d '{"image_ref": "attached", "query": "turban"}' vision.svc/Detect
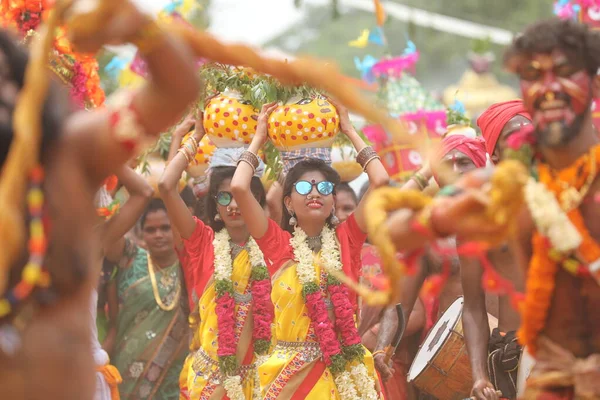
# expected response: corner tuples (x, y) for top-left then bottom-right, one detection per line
(433, 135), (487, 168)
(477, 100), (531, 155)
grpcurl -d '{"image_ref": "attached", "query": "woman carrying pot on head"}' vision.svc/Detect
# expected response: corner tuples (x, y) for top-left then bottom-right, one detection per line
(230, 100), (390, 399)
(158, 115), (273, 400)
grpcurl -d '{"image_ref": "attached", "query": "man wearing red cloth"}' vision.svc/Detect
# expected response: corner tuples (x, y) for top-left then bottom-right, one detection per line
(385, 18), (600, 400)
(460, 101), (532, 400)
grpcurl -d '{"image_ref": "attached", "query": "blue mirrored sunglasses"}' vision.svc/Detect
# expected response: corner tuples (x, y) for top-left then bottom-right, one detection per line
(294, 180), (335, 196)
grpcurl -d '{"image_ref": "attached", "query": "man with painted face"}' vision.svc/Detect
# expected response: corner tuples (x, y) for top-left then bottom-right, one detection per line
(384, 18), (600, 400)
(460, 101), (532, 400)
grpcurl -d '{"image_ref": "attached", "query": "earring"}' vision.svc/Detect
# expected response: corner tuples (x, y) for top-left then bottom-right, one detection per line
(214, 213), (222, 222)
(288, 211), (297, 227)
(331, 211), (340, 226)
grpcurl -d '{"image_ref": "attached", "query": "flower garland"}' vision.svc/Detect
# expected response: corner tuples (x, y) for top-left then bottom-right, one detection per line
(213, 229), (273, 400)
(290, 226), (379, 400)
(0, 1), (105, 109)
(519, 144), (600, 355)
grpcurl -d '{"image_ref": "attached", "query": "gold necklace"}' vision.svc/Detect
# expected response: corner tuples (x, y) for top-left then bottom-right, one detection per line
(556, 148), (598, 212)
(147, 255), (181, 311)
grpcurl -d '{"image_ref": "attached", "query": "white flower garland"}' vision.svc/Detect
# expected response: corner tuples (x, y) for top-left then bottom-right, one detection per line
(290, 226), (379, 400)
(223, 376), (245, 400)
(212, 229), (266, 400)
(524, 178), (582, 253)
(350, 364), (379, 400)
(335, 371), (360, 400)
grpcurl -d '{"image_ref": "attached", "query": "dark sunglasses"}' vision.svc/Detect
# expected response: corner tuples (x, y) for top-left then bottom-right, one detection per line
(294, 180), (335, 196)
(215, 191), (233, 206)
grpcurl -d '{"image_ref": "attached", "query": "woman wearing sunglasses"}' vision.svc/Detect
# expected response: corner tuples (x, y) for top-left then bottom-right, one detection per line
(158, 116), (273, 400)
(231, 100), (389, 399)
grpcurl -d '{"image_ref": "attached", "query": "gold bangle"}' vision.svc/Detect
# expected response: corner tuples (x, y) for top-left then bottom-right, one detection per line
(372, 350), (386, 358)
(178, 147), (192, 163)
(237, 158), (256, 174)
(362, 155), (381, 171)
(357, 146), (378, 168)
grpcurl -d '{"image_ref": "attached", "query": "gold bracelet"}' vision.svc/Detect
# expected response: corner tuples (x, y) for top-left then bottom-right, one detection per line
(372, 350), (386, 358)
(357, 146), (378, 169)
(237, 159), (256, 174)
(178, 147), (192, 164)
(362, 155), (381, 171)
(238, 150), (260, 170)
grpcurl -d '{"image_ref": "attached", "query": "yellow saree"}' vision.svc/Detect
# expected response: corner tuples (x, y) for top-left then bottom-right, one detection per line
(260, 262), (380, 399)
(185, 249), (258, 399)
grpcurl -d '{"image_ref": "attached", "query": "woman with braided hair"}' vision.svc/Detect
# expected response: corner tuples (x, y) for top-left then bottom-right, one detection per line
(0, 2), (199, 398)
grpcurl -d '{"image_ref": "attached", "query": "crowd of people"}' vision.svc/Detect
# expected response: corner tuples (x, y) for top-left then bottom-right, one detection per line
(0, 2), (600, 400)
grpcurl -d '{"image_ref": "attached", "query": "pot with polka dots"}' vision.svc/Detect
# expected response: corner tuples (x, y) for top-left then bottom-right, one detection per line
(203, 89), (259, 148)
(267, 96), (340, 151)
(184, 132), (216, 178)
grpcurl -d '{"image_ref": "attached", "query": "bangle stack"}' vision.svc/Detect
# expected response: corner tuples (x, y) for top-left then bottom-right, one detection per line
(178, 137), (198, 163)
(411, 172), (429, 190)
(356, 146), (380, 171)
(237, 150), (260, 174)
(372, 350), (386, 358)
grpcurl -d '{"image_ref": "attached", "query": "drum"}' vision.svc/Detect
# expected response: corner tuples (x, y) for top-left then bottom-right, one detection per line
(516, 346), (535, 397)
(407, 297), (497, 400)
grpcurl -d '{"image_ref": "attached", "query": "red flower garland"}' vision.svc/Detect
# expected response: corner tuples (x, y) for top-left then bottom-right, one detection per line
(305, 291), (341, 365)
(328, 283), (361, 346)
(250, 278), (274, 352)
(215, 292), (237, 357)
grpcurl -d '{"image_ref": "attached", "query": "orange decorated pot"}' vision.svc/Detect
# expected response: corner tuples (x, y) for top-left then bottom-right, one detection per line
(184, 133), (216, 178)
(331, 143), (362, 182)
(267, 96), (340, 151)
(203, 89), (259, 148)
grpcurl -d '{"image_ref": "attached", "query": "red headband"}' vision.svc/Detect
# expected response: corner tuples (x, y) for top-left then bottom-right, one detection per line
(477, 100), (531, 156)
(434, 135), (487, 168)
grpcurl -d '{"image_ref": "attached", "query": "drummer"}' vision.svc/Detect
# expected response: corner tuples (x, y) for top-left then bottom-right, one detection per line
(460, 101), (532, 400)
(396, 134), (489, 337)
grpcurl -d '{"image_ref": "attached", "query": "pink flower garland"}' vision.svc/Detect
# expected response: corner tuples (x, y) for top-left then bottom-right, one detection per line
(251, 277), (274, 353)
(305, 290), (342, 365)
(70, 61), (88, 109)
(215, 292), (237, 357)
(328, 284), (361, 346)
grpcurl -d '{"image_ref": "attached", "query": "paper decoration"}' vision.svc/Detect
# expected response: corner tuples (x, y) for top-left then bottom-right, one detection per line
(349, 29), (370, 48)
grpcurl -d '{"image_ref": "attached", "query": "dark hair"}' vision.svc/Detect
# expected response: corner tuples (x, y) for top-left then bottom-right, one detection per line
(140, 198), (168, 228)
(336, 182), (358, 205)
(180, 185), (197, 208)
(0, 29), (69, 168)
(205, 166), (266, 232)
(504, 18), (600, 76)
(281, 159), (341, 233)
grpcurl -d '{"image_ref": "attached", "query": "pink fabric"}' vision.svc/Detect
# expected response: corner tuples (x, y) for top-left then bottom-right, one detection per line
(254, 214), (368, 310)
(176, 217), (216, 310)
(477, 100), (531, 155)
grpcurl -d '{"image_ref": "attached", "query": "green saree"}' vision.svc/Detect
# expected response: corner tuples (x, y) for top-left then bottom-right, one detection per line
(113, 245), (189, 399)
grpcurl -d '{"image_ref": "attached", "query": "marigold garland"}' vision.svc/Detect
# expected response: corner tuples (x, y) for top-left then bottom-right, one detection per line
(1, 1), (105, 108)
(519, 144), (600, 355)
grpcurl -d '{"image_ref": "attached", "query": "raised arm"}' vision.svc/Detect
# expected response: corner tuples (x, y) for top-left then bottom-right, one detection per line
(168, 114), (196, 162)
(230, 102), (278, 239)
(372, 306), (398, 381)
(461, 255), (496, 400)
(102, 166), (154, 253)
(64, 4), (200, 186)
(330, 99), (389, 232)
(158, 119), (203, 240)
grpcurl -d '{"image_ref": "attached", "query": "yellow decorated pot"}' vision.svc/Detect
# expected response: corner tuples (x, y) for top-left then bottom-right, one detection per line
(331, 144), (362, 182)
(203, 89), (259, 148)
(184, 133), (216, 178)
(268, 96), (340, 151)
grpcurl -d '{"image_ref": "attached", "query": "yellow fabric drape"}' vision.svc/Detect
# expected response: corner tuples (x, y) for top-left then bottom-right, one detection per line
(260, 262), (378, 399)
(97, 364), (123, 400)
(186, 249), (256, 399)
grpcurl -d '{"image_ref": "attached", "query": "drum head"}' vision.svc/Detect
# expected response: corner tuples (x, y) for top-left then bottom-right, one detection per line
(408, 297), (464, 381)
(517, 346), (535, 396)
